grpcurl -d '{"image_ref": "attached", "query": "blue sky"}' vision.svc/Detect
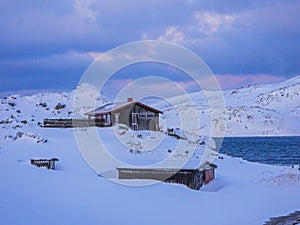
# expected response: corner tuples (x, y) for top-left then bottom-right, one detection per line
(1, 0), (300, 98)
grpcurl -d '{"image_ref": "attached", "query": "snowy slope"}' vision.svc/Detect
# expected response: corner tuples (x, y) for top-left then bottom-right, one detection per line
(0, 76), (300, 225)
(1, 76), (299, 137)
(157, 75), (300, 136)
(0, 122), (299, 225)
(0, 85), (107, 140)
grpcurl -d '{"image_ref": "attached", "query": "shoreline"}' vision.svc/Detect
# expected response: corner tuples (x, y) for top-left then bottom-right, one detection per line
(213, 135), (300, 138)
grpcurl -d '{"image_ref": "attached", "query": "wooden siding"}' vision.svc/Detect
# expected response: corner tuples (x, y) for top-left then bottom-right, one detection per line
(111, 103), (160, 131)
(30, 158), (59, 170)
(117, 164), (216, 190)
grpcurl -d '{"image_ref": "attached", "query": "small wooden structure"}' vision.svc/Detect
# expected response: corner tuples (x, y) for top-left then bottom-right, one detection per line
(30, 158), (59, 170)
(85, 98), (163, 131)
(43, 119), (96, 128)
(117, 162), (217, 190)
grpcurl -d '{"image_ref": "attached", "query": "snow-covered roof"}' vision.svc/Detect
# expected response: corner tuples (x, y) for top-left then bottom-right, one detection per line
(85, 101), (163, 116)
(117, 160), (216, 170)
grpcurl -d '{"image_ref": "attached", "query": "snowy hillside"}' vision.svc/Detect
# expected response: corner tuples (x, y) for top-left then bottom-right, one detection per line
(157, 75), (300, 136)
(1, 125), (300, 225)
(1, 76), (299, 137)
(0, 76), (300, 225)
(0, 85), (107, 138)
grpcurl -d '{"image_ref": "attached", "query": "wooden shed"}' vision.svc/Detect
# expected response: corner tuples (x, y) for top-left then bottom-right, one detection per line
(117, 161), (217, 190)
(85, 98), (162, 131)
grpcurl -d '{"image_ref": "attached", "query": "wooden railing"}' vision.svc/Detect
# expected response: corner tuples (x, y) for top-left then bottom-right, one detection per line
(43, 119), (107, 128)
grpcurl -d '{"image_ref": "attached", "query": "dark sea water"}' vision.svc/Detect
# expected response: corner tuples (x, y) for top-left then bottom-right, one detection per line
(215, 136), (300, 166)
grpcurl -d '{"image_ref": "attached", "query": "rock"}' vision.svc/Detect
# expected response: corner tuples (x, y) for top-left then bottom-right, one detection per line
(55, 103), (65, 110)
(39, 102), (47, 107)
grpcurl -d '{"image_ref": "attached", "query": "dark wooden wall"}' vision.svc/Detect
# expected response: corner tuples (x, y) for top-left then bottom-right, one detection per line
(111, 104), (160, 131)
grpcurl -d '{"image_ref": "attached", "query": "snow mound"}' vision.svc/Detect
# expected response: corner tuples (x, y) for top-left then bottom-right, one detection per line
(4, 131), (47, 144)
(258, 173), (300, 187)
(113, 124), (166, 153)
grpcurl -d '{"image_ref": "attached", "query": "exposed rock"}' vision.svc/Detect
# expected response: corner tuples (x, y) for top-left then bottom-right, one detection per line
(55, 103), (65, 110)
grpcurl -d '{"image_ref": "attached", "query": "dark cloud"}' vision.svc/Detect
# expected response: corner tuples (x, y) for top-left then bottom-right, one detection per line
(0, 51), (92, 92)
(0, 0), (299, 94)
(185, 1), (300, 76)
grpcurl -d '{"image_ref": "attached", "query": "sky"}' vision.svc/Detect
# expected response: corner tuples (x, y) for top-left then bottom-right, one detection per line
(1, 0), (300, 99)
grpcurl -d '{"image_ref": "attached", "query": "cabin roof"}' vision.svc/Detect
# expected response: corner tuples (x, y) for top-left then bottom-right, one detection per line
(116, 160), (217, 170)
(85, 101), (163, 116)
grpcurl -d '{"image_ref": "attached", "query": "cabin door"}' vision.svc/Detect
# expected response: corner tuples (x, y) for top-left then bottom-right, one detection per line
(114, 113), (120, 125)
(131, 113), (138, 130)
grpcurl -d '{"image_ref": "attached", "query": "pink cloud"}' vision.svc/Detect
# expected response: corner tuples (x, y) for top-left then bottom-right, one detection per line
(102, 74), (293, 101)
(215, 74), (287, 90)
(107, 78), (134, 89)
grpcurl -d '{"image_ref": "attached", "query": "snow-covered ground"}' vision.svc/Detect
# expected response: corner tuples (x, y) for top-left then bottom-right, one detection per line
(0, 76), (300, 225)
(1, 126), (299, 225)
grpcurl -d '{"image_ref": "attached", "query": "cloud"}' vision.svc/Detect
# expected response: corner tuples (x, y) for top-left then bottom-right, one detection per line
(142, 12), (236, 42)
(0, 0), (102, 59)
(148, 26), (185, 43)
(73, 0), (97, 22)
(110, 76), (193, 101)
(193, 11), (237, 35)
(215, 74), (287, 90)
(1, 0), (300, 94)
(99, 73), (291, 103)
(0, 51), (93, 92)
(141, 1), (300, 76)
(0, 89), (61, 99)
(141, 10), (238, 42)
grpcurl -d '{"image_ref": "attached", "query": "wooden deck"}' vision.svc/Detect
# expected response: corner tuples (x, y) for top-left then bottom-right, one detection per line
(43, 119), (107, 128)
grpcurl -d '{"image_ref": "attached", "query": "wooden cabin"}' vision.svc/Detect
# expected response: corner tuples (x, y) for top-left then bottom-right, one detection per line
(85, 98), (163, 131)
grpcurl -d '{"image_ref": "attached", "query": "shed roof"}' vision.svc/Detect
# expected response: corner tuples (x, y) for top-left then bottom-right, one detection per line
(85, 101), (163, 116)
(116, 160), (216, 170)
